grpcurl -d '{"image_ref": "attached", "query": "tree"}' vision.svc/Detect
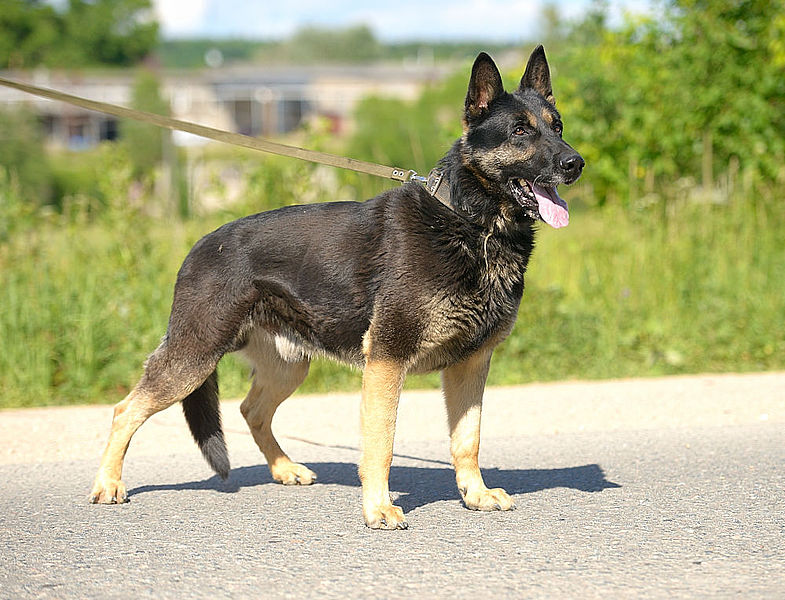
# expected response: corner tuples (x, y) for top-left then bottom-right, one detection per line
(0, 0), (60, 69)
(58, 0), (158, 67)
(267, 25), (383, 63)
(661, 0), (785, 183)
(549, 0), (785, 203)
(0, 0), (158, 69)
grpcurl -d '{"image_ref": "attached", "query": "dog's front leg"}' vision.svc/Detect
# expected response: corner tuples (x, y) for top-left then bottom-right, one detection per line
(359, 358), (407, 530)
(442, 348), (515, 511)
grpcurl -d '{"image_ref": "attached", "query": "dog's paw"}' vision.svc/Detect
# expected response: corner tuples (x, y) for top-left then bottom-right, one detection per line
(88, 476), (128, 505)
(460, 486), (515, 511)
(271, 462), (317, 486)
(363, 503), (408, 530)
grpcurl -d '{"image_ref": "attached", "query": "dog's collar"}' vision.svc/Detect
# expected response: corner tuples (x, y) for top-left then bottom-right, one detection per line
(424, 169), (451, 208)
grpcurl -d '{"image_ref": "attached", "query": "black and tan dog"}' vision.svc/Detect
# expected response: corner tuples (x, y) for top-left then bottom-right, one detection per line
(89, 46), (584, 529)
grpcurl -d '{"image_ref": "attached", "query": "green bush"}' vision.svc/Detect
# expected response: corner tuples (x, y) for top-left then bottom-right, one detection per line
(0, 105), (52, 204)
(121, 69), (170, 179)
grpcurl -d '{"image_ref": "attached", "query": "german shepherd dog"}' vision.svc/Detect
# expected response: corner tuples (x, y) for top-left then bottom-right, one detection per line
(89, 46), (584, 529)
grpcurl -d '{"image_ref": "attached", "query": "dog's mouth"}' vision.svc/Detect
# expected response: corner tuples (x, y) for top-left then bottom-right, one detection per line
(509, 179), (569, 229)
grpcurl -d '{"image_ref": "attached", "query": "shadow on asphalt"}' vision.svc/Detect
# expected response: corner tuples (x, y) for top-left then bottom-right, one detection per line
(129, 462), (620, 513)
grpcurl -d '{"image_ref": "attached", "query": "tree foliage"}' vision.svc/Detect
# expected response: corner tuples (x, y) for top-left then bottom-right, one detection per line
(157, 27), (518, 69)
(0, 0), (158, 69)
(158, 38), (276, 69)
(550, 0), (785, 203)
(281, 25), (383, 63)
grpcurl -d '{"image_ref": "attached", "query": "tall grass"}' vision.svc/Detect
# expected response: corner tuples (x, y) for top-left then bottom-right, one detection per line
(491, 192), (785, 384)
(1, 163), (783, 408)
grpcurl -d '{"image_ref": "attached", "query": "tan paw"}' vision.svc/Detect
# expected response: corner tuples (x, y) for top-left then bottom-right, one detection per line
(460, 486), (515, 511)
(88, 476), (128, 504)
(270, 461), (317, 486)
(363, 502), (408, 530)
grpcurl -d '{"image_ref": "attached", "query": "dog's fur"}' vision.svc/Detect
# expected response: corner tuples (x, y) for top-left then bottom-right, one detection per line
(89, 46), (584, 529)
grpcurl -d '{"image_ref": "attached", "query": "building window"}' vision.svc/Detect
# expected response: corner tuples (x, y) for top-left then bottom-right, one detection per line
(67, 116), (91, 150)
(280, 99), (306, 133)
(229, 99), (259, 136)
(100, 118), (118, 141)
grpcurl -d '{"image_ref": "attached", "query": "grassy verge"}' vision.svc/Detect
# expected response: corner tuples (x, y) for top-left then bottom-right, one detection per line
(1, 179), (783, 408)
(492, 196), (785, 384)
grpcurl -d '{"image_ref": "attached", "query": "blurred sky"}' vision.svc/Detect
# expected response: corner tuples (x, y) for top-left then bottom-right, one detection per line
(152, 0), (654, 41)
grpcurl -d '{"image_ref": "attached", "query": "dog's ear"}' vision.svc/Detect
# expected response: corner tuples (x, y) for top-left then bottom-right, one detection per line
(519, 45), (554, 105)
(465, 52), (504, 120)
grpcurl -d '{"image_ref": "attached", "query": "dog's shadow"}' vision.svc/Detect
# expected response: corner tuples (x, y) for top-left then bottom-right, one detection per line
(129, 460), (620, 512)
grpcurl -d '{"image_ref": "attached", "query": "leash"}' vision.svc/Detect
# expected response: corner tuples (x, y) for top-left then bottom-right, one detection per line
(0, 75), (450, 206)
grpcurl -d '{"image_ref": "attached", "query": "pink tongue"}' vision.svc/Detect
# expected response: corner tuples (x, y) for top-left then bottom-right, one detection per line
(529, 182), (569, 228)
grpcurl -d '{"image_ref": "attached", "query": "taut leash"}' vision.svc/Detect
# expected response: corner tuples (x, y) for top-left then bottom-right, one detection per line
(0, 75), (450, 206)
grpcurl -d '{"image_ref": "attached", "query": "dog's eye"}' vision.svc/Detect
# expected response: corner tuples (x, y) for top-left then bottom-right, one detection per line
(553, 123), (563, 136)
(513, 126), (530, 136)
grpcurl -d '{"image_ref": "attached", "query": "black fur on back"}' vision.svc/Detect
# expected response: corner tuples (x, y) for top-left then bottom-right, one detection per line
(181, 370), (229, 479)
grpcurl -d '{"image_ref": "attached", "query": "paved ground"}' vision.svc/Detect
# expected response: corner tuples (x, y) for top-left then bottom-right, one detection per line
(1, 372), (783, 598)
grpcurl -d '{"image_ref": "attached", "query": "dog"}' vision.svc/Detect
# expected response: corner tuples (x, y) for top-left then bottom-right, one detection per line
(89, 46), (584, 529)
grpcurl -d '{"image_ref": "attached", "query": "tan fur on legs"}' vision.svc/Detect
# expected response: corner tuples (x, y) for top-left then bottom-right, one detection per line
(359, 358), (407, 529)
(442, 348), (515, 511)
(89, 386), (168, 504)
(240, 335), (314, 485)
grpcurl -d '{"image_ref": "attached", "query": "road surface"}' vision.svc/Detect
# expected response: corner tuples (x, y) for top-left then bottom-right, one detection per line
(1, 372), (783, 598)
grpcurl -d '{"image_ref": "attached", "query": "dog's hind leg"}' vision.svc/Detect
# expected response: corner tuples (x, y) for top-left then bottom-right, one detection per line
(442, 346), (515, 512)
(239, 334), (314, 485)
(89, 343), (220, 504)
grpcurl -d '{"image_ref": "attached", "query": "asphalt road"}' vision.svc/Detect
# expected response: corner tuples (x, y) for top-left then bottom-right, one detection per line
(1, 372), (783, 598)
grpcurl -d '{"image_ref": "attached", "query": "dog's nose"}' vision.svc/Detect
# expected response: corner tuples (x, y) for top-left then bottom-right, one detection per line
(560, 154), (585, 175)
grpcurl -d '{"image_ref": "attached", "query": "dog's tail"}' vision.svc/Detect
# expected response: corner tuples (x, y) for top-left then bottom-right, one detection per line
(181, 370), (230, 480)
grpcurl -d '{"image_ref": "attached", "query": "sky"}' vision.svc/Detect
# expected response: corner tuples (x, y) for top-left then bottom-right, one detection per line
(152, 0), (654, 42)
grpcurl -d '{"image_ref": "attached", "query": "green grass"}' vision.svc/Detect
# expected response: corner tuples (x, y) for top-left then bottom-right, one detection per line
(1, 176), (783, 408)
(491, 196), (785, 384)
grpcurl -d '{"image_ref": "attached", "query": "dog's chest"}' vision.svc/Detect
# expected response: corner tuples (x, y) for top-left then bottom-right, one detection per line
(410, 254), (525, 372)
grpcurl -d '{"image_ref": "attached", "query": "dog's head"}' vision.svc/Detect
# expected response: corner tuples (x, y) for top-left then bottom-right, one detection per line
(460, 46), (584, 228)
